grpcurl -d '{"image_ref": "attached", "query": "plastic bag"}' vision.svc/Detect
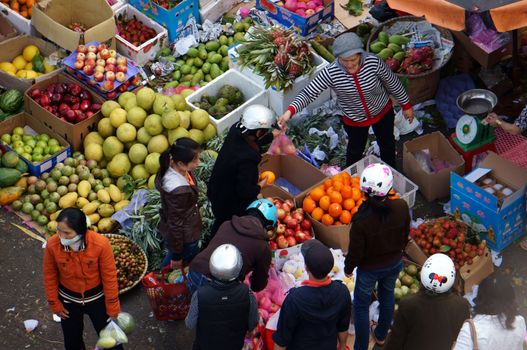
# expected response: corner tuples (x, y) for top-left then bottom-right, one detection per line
(267, 131), (296, 156)
(96, 320), (128, 349)
(467, 13), (511, 53)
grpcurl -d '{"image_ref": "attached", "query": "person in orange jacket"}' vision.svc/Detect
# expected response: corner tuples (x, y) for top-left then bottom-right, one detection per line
(43, 208), (122, 350)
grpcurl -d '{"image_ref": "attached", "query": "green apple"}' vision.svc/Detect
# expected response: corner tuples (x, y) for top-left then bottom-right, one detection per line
(22, 153), (32, 161)
(14, 147), (25, 154)
(36, 141), (47, 149)
(48, 139), (59, 147)
(23, 145), (33, 154)
(1, 134), (10, 144)
(12, 127), (24, 136)
(38, 134), (50, 142)
(13, 140), (24, 148)
(11, 134), (22, 142)
(49, 145), (61, 154)
(25, 139), (37, 148)
(22, 135), (33, 142)
(32, 154), (43, 162)
(32, 146), (43, 155)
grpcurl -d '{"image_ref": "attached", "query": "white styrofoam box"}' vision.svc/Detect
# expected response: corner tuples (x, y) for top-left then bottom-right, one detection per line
(0, 3), (35, 35)
(108, 0), (126, 12)
(228, 44), (331, 115)
(186, 70), (268, 133)
(344, 155), (419, 208)
(115, 4), (168, 66)
(199, 0), (242, 23)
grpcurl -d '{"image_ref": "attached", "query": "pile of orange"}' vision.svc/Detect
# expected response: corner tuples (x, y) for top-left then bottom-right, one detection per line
(2, 0), (35, 19)
(302, 172), (364, 226)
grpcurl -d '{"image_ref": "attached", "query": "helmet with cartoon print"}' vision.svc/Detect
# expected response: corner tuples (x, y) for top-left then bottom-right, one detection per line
(420, 253), (456, 294)
(359, 163), (394, 197)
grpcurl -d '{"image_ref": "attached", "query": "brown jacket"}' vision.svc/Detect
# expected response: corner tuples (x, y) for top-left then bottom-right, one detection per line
(43, 230), (120, 317)
(155, 169), (202, 256)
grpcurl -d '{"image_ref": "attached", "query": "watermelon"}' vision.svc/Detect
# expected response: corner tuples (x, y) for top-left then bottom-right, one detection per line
(0, 89), (23, 114)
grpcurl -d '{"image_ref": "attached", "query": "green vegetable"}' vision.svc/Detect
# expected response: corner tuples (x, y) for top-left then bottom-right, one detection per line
(311, 41), (335, 62)
(32, 54), (45, 73)
(341, 0), (363, 16)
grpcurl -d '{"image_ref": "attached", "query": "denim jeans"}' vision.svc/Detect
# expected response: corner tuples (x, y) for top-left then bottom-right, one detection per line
(162, 240), (200, 268)
(353, 260), (403, 350)
(186, 269), (211, 294)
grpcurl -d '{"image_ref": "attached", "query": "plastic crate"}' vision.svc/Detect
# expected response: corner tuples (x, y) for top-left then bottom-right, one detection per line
(343, 155), (419, 208)
(228, 45), (330, 115)
(185, 70), (268, 133)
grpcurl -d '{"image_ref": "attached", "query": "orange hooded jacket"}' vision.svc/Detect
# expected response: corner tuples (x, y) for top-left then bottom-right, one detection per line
(43, 230), (120, 317)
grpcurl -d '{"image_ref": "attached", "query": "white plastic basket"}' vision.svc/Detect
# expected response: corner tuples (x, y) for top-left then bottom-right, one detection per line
(343, 155), (419, 208)
(185, 70), (268, 133)
(228, 45), (330, 115)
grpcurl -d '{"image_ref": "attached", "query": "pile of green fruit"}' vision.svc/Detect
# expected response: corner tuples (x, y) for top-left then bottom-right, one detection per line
(0, 151), (27, 187)
(1, 127), (64, 163)
(369, 31), (410, 61)
(10, 152), (128, 234)
(192, 85), (244, 119)
(393, 263), (421, 310)
(156, 18), (254, 89)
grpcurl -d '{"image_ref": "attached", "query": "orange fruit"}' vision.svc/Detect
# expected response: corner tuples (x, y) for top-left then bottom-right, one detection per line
(334, 221), (343, 226)
(323, 179), (332, 190)
(351, 187), (362, 201)
(326, 186), (334, 196)
(328, 203), (342, 218)
(355, 198), (363, 209)
(321, 214), (334, 226)
(330, 191), (342, 204)
(343, 198), (355, 210)
(332, 175), (343, 186)
(259, 170), (276, 184)
(302, 197), (316, 214)
(351, 177), (360, 188)
(310, 187), (325, 202)
(319, 195), (331, 210)
(341, 185), (353, 199)
(351, 206), (359, 215)
(332, 181), (343, 192)
(340, 210), (352, 224)
(340, 171), (351, 180)
(311, 207), (324, 221)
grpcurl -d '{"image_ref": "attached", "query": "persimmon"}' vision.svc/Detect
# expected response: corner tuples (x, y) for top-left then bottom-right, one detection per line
(330, 191), (342, 204)
(328, 203), (342, 218)
(311, 207), (324, 221)
(340, 210), (352, 224)
(302, 197), (316, 214)
(355, 198), (363, 208)
(343, 198), (355, 210)
(310, 187), (325, 202)
(332, 181), (343, 192)
(319, 195), (331, 211)
(351, 187), (362, 201)
(334, 221), (343, 226)
(259, 171), (276, 184)
(323, 179), (332, 190)
(341, 185), (353, 199)
(326, 186), (334, 196)
(321, 214), (334, 226)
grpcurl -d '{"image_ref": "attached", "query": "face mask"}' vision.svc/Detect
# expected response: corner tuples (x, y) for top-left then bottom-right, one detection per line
(60, 235), (82, 246)
(256, 131), (274, 148)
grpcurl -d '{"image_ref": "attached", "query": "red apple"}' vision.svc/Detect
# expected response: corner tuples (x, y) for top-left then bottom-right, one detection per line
(102, 80), (114, 91)
(108, 49), (117, 58)
(277, 209), (286, 221)
(115, 72), (127, 82)
(96, 59), (106, 67)
(292, 212), (303, 222)
(106, 57), (117, 65)
(117, 56), (127, 66)
(105, 71), (115, 81)
(276, 224), (286, 235)
(87, 45), (98, 53)
(276, 236), (288, 249)
(93, 71), (104, 82)
(284, 228), (295, 237)
(117, 64), (127, 73)
(95, 65), (105, 74)
(64, 109), (76, 122)
(99, 49), (110, 60)
(74, 59), (84, 69)
(283, 215), (292, 225)
(301, 219), (312, 230)
(86, 52), (97, 61)
(107, 91), (117, 99)
(98, 43), (108, 51)
(269, 241), (278, 250)
(281, 202), (292, 213)
(83, 65), (94, 75)
(85, 58), (96, 67)
(75, 52), (86, 61)
(273, 201), (282, 209)
(295, 231), (307, 243)
(80, 99), (91, 112)
(286, 218), (298, 229)
(86, 111), (94, 118)
(285, 199), (294, 207)
(40, 94), (50, 106)
(286, 236), (297, 247)
(76, 44), (88, 54)
(105, 64), (116, 72)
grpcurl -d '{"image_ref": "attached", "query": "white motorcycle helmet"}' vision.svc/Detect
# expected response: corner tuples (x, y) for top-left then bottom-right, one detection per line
(239, 104), (275, 132)
(209, 244), (243, 282)
(360, 163), (394, 197)
(420, 253), (456, 294)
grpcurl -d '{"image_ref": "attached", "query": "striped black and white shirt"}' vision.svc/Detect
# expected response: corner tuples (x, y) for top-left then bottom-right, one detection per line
(289, 53), (411, 126)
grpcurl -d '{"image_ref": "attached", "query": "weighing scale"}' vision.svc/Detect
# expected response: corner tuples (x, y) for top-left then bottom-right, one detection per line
(452, 89), (498, 152)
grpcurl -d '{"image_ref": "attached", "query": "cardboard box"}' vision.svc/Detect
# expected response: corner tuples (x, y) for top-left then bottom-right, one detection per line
(450, 152), (527, 252)
(451, 30), (513, 68)
(0, 3), (34, 35)
(31, 0), (116, 52)
(0, 35), (62, 91)
(24, 73), (104, 151)
(255, 0), (334, 37)
(199, 0), (242, 23)
(403, 132), (465, 202)
(115, 5), (168, 66)
(129, 0), (200, 42)
(0, 15), (17, 42)
(0, 113), (71, 176)
(259, 154), (327, 201)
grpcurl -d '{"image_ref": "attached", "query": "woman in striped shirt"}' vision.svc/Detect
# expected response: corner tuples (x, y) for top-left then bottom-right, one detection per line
(278, 32), (414, 168)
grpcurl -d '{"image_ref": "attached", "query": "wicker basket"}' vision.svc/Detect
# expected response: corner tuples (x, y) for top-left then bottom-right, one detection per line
(367, 16), (454, 104)
(104, 234), (148, 295)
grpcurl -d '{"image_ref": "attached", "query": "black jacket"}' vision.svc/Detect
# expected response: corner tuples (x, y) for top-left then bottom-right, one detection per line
(207, 124), (261, 224)
(273, 280), (352, 350)
(190, 215), (271, 292)
(155, 169), (201, 256)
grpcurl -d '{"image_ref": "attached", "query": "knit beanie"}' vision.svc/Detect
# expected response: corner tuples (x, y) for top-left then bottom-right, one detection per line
(332, 32), (364, 58)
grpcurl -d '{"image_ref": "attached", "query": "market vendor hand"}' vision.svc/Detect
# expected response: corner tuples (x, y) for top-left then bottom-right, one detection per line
(484, 112), (500, 127)
(258, 177), (270, 188)
(278, 110), (292, 130)
(403, 107), (414, 123)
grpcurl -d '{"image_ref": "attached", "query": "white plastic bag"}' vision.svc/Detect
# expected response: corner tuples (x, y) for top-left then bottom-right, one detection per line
(96, 320), (128, 349)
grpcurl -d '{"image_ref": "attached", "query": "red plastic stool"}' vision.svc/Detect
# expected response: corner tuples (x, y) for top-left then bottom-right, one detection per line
(449, 133), (497, 173)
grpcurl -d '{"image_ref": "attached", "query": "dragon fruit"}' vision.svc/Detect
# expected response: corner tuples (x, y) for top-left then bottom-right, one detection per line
(406, 64), (424, 75)
(385, 57), (400, 72)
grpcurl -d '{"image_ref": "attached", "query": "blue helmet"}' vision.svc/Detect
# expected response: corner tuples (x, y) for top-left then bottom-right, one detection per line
(246, 199), (278, 228)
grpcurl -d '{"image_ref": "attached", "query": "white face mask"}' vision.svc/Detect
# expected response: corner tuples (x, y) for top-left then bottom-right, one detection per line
(60, 235), (82, 246)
